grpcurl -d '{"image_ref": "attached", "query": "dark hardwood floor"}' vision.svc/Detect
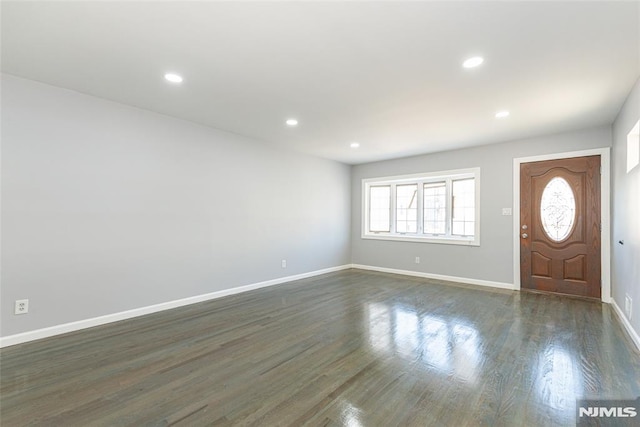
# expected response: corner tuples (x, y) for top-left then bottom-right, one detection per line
(1, 269), (639, 426)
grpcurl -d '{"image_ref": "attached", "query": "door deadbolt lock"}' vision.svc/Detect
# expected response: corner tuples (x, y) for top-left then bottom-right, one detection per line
(522, 225), (528, 230)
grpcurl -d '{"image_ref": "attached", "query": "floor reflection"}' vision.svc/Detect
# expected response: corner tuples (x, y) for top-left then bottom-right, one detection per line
(338, 401), (364, 427)
(367, 302), (481, 385)
(534, 344), (583, 412)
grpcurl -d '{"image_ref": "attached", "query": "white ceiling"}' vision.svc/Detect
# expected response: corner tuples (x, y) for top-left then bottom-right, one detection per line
(2, 1), (639, 164)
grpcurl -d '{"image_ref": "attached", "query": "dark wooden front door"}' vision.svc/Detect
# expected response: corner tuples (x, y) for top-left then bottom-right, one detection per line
(520, 156), (601, 298)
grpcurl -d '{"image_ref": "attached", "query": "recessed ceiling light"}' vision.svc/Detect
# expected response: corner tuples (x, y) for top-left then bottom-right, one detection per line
(350, 142), (360, 148)
(164, 73), (183, 84)
(495, 110), (510, 118)
(286, 119), (298, 126)
(463, 56), (484, 69)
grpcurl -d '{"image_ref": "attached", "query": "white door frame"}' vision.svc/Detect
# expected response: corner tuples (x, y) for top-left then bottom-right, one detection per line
(513, 147), (611, 303)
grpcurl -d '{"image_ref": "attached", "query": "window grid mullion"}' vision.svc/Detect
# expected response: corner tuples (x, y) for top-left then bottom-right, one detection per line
(417, 180), (424, 233)
(367, 184), (372, 233)
(390, 184), (397, 234)
(445, 178), (452, 237)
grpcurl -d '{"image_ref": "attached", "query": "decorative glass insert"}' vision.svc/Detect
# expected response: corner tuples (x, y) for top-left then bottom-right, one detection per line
(540, 177), (575, 241)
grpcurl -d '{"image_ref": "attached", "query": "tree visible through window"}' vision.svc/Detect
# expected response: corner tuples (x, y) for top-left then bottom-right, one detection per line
(396, 184), (417, 233)
(423, 182), (446, 235)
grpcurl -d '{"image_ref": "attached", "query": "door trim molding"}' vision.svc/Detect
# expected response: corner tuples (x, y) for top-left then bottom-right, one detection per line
(513, 148), (611, 302)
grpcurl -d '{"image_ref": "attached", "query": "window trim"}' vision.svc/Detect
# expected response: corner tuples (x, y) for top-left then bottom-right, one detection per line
(361, 168), (481, 246)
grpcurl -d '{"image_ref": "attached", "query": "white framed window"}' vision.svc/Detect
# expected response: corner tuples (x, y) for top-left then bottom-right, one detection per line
(362, 168), (480, 245)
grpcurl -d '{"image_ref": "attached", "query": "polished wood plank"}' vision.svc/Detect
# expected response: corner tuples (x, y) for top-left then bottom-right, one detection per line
(1, 269), (639, 426)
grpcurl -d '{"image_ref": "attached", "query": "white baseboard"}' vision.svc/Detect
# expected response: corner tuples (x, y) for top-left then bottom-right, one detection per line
(353, 263), (638, 352)
(351, 264), (516, 291)
(611, 298), (640, 352)
(16, 264), (626, 349)
(0, 265), (351, 348)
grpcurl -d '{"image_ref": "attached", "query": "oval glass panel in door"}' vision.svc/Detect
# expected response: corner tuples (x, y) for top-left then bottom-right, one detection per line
(540, 177), (576, 241)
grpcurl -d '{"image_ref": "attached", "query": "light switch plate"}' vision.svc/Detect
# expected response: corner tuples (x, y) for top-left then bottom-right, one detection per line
(502, 208), (512, 216)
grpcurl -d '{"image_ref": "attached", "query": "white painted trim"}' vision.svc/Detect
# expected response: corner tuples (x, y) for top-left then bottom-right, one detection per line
(611, 298), (640, 352)
(361, 167), (480, 185)
(360, 235), (479, 246)
(0, 265), (352, 348)
(512, 147), (611, 302)
(352, 264), (516, 291)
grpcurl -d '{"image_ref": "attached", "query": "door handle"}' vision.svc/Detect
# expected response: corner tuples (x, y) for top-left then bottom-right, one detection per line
(522, 233), (528, 238)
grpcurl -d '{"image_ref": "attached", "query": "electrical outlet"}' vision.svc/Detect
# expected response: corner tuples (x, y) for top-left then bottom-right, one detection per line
(625, 295), (632, 319)
(281, 259), (287, 268)
(15, 299), (29, 315)
(415, 257), (420, 264)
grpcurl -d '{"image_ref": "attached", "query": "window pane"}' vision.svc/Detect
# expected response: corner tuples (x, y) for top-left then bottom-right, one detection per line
(364, 169), (479, 245)
(369, 186), (391, 232)
(423, 182), (446, 234)
(452, 221), (464, 235)
(396, 184), (418, 233)
(452, 178), (475, 236)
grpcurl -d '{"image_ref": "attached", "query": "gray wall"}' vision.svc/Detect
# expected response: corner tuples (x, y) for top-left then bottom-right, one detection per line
(611, 77), (640, 335)
(1, 74), (351, 336)
(2, 71), (631, 340)
(351, 126), (612, 284)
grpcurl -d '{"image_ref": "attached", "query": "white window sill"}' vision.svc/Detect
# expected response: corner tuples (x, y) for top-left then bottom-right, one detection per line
(361, 234), (480, 246)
